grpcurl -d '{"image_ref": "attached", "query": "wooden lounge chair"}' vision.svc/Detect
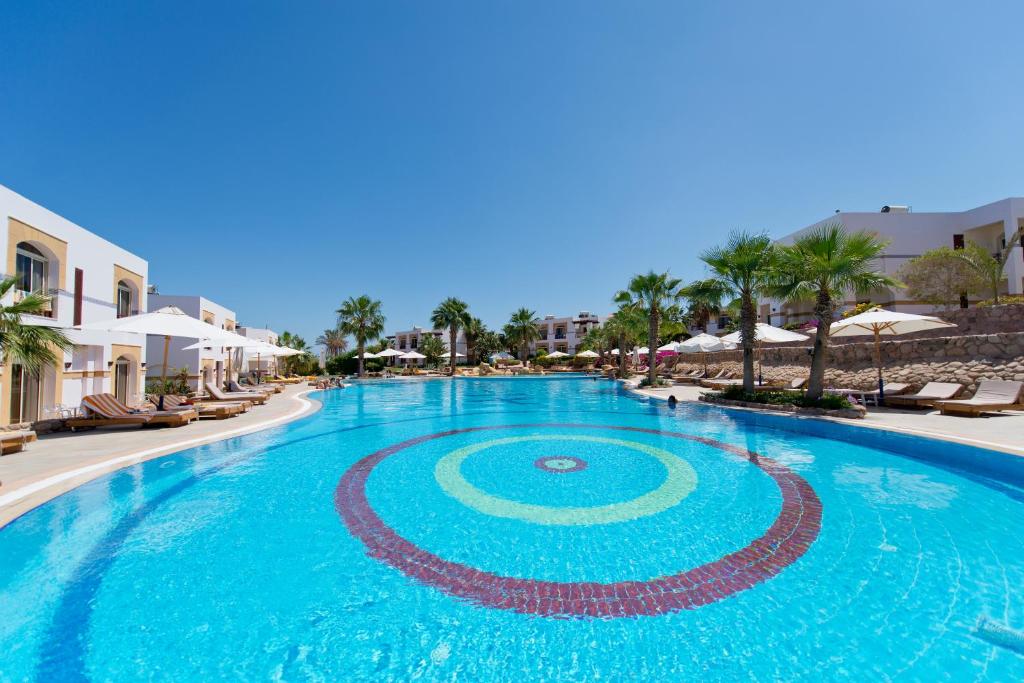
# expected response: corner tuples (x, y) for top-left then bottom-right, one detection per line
(148, 395), (246, 419)
(67, 394), (197, 431)
(205, 382), (268, 405)
(0, 430), (37, 455)
(884, 382), (963, 409)
(230, 379), (281, 394)
(934, 380), (1024, 417)
(227, 380), (273, 399)
(852, 382), (911, 406)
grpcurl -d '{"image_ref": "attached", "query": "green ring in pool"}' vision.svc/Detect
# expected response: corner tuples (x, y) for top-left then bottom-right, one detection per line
(433, 434), (698, 526)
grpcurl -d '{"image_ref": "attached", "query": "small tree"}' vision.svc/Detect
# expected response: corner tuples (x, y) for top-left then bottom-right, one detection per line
(504, 308), (541, 363)
(430, 297), (470, 375)
(337, 295), (386, 378)
(899, 246), (982, 309)
(418, 335), (446, 369)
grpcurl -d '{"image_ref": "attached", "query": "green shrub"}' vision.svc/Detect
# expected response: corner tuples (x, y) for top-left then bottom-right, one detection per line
(717, 385), (853, 410)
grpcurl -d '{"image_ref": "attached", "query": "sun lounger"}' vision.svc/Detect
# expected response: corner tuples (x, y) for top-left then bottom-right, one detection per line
(205, 383), (268, 405)
(851, 382), (911, 406)
(228, 380), (274, 398)
(67, 393), (197, 431)
(230, 379), (281, 394)
(148, 394), (246, 419)
(0, 430), (37, 455)
(934, 380), (1024, 417)
(884, 382), (963, 409)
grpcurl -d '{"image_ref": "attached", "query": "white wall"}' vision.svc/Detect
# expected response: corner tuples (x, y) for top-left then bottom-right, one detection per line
(0, 184), (149, 418)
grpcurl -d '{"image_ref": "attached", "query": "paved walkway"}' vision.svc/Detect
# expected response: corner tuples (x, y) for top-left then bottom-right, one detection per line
(0, 384), (320, 527)
(632, 383), (1024, 457)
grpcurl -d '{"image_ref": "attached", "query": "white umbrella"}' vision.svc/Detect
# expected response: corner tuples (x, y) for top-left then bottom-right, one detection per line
(546, 351), (570, 358)
(356, 351), (379, 359)
(657, 342), (680, 352)
(721, 323), (809, 384)
(830, 307), (957, 403)
(610, 349), (620, 356)
(376, 348), (403, 357)
(577, 350), (600, 358)
(721, 323), (809, 345)
(637, 347), (650, 355)
(181, 331), (271, 386)
(400, 351), (426, 361)
(678, 333), (737, 375)
(79, 305), (229, 388)
(490, 351), (513, 361)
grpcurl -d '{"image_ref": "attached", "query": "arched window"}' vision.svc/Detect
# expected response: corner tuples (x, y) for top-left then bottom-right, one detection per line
(116, 280), (135, 318)
(113, 356), (131, 404)
(15, 243), (48, 294)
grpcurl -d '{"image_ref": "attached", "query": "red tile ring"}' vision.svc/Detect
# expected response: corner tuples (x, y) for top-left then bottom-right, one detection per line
(335, 423), (822, 619)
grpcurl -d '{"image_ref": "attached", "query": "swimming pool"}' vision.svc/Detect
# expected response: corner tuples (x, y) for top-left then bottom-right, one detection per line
(1, 376), (1022, 680)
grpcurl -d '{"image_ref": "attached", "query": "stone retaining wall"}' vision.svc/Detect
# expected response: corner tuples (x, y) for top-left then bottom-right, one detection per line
(671, 331), (1024, 393)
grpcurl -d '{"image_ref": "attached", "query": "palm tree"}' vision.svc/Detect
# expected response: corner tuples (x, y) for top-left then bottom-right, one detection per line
(462, 316), (485, 365)
(580, 324), (611, 364)
(474, 329), (504, 365)
(0, 275), (73, 375)
(430, 297), (470, 376)
(418, 334), (446, 370)
(614, 271), (684, 387)
(955, 229), (1024, 304)
(337, 295), (386, 378)
(316, 328), (348, 359)
(603, 305), (644, 379)
(769, 224), (897, 400)
(692, 232), (775, 393)
(278, 331), (311, 375)
(504, 308), (541, 364)
(682, 281), (723, 332)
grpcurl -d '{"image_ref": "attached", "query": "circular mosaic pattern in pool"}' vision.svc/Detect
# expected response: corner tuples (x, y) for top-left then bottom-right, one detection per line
(434, 434), (697, 525)
(535, 456), (587, 473)
(335, 423), (823, 619)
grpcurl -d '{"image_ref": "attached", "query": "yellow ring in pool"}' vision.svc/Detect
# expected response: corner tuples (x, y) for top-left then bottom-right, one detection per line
(433, 435), (697, 526)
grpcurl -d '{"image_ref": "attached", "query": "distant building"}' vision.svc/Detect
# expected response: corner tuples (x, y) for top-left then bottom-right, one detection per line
(530, 312), (602, 355)
(757, 198), (1024, 329)
(237, 326), (279, 375)
(146, 294), (237, 391)
(390, 326), (468, 357)
(0, 184), (149, 422)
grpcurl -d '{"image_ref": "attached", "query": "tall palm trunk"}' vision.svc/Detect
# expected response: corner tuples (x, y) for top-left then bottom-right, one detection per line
(617, 334), (627, 378)
(357, 340), (365, 378)
(647, 309), (659, 387)
(806, 288), (833, 399)
(449, 326), (457, 376)
(740, 292), (757, 393)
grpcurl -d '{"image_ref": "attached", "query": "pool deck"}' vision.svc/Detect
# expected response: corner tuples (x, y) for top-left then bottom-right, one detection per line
(629, 382), (1024, 457)
(0, 384), (321, 528)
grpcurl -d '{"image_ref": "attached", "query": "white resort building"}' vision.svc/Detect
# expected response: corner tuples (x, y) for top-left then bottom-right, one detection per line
(531, 312), (602, 355)
(389, 326), (468, 358)
(756, 198), (1024, 329)
(145, 294), (237, 391)
(0, 184), (148, 425)
(236, 326), (280, 375)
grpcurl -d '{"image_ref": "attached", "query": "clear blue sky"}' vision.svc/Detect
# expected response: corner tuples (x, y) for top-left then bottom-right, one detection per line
(3, 2), (1022, 349)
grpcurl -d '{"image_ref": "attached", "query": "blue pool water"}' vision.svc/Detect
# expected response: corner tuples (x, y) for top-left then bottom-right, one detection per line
(1, 376), (1023, 680)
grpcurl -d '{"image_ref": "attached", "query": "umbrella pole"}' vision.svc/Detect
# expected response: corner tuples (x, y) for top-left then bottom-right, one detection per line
(159, 334), (170, 411)
(874, 328), (884, 405)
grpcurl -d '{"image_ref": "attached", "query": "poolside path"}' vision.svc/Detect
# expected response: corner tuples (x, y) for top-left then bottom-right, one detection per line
(0, 384), (320, 528)
(632, 382), (1024, 457)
